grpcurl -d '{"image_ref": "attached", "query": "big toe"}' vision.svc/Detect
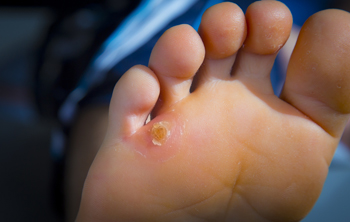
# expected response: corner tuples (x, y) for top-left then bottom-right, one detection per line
(281, 9), (350, 162)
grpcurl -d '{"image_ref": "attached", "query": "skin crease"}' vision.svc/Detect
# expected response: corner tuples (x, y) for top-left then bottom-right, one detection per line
(76, 1), (350, 222)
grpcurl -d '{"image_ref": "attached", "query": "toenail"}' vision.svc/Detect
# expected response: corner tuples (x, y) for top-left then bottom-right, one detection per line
(151, 121), (170, 146)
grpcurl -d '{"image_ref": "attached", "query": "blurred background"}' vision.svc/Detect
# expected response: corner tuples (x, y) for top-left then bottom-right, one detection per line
(0, 2), (58, 222)
(0, 0), (141, 221)
(0, 0), (349, 221)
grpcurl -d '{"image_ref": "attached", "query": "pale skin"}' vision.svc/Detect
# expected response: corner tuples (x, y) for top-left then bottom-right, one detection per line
(71, 1), (350, 221)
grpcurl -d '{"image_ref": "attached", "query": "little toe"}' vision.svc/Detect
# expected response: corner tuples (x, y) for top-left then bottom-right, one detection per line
(194, 2), (246, 87)
(233, 0), (292, 94)
(107, 65), (159, 140)
(281, 9), (350, 141)
(149, 24), (205, 114)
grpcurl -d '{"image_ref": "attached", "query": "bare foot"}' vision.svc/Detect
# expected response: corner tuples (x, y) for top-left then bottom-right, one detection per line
(77, 1), (350, 221)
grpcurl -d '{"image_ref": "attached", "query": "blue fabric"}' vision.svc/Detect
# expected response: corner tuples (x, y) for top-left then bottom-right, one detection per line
(282, 0), (329, 26)
(58, 0), (206, 125)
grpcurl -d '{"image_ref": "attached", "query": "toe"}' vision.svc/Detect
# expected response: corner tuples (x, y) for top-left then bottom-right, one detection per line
(149, 25), (205, 114)
(107, 65), (159, 139)
(193, 2), (246, 87)
(281, 9), (350, 138)
(233, 1), (292, 94)
(243, 1), (292, 55)
(199, 2), (246, 60)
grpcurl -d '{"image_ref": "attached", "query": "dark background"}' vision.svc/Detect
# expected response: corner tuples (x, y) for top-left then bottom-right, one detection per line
(0, 1), (138, 221)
